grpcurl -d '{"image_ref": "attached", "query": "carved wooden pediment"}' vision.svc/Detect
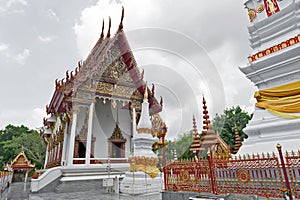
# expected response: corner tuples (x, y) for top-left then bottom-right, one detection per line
(11, 151), (35, 169)
(108, 123), (126, 142)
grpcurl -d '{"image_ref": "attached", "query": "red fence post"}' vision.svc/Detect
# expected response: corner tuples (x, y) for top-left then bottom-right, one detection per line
(208, 149), (215, 194)
(161, 125), (167, 190)
(277, 144), (293, 200)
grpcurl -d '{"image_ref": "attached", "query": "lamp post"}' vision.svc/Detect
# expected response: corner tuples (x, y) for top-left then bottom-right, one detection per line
(160, 124), (167, 191)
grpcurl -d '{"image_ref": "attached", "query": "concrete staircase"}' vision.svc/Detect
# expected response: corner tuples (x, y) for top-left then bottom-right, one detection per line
(31, 164), (129, 193)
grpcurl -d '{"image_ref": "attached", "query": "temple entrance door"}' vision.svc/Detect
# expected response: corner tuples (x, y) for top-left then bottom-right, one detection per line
(78, 141), (86, 158)
(112, 142), (122, 158)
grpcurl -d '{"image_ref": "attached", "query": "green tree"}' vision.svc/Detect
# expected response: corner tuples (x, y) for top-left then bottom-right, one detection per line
(211, 106), (253, 153)
(153, 131), (194, 166)
(0, 125), (46, 169)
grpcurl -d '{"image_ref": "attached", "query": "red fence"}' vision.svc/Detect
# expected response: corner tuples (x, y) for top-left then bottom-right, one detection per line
(286, 150), (300, 199)
(213, 153), (283, 198)
(164, 145), (300, 199)
(164, 160), (211, 193)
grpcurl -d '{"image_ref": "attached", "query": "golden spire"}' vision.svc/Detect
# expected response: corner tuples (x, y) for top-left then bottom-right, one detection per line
(232, 124), (242, 154)
(202, 96), (210, 130)
(144, 81), (148, 100)
(190, 115), (203, 152)
(200, 96), (218, 148)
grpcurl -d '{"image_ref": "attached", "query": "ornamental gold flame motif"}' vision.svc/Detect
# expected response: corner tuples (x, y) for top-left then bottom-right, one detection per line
(128, 156), (160, 178)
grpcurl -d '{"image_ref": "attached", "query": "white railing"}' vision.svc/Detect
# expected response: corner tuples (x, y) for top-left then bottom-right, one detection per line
(0, 171), (13, 192)
(30, 166), (62, 192)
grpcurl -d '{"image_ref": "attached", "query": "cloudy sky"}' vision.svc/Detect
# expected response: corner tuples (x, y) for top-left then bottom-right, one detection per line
(0, 0), (256, 139)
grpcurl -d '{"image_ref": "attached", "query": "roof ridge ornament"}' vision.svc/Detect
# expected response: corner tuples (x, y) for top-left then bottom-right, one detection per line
(107, 17), (111, 38)
(118, 6), (124, 32)
(100, 19), (104, 39)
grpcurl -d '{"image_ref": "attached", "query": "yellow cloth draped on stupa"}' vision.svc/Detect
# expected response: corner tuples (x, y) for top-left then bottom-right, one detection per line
(254, 80), (300, 119)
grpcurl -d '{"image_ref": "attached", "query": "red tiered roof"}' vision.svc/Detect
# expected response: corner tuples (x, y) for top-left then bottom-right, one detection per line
(190, 115), (203, 152)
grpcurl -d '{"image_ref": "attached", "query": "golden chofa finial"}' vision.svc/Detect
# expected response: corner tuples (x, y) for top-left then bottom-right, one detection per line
(107, 17), (111, 38)
(144, 81), (148, 100)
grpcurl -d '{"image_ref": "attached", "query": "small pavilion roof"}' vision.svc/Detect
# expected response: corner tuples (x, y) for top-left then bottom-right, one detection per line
(10, 151), (35, 170)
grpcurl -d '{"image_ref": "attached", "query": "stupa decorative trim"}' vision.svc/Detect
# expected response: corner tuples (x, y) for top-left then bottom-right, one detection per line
(248, 34), (300, 63)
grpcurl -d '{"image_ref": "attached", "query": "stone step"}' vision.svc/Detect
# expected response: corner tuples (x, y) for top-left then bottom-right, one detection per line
(55, 179), (107, 193)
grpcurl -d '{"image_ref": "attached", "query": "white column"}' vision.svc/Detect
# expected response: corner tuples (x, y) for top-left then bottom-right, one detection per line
(132, 108), (137, 154)
(85, 102), (94, 165)
(67, 109), (78, 166)
(57, 143), (60, 163)
(61, 122), (68, 166)
(44, 145), (49, 169)
(53, 145), (57, 162)
(24, 170), (28, 191)
(132, 108), (137, 137)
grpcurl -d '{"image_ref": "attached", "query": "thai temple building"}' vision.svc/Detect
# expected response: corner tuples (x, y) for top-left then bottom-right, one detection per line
(239, 0), (300, 153)
(31, 8), (165, 193)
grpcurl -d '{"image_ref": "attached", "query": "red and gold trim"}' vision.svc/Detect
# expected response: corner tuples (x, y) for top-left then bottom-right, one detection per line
(248, 34), (300, 63)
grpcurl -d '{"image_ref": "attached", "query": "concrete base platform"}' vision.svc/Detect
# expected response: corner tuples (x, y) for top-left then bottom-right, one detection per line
(120, 172), (163, 195)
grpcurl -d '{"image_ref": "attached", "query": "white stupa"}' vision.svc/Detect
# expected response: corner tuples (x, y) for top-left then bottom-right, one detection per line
(239, 0), (300, 154)
(120, 83), (162, 195)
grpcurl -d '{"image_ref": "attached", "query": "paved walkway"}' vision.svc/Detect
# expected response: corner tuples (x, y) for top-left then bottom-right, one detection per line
(1, 182), (30, 200)
(1, 182), (162, 200)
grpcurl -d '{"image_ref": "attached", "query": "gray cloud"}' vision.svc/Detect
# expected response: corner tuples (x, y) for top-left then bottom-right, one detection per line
(0, 0), (256, 138)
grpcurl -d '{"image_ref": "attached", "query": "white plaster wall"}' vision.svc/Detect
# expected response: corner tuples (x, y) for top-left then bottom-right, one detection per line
(92, 99), (108, 158)
(114, 103), (132, 158)
(92, 99), (132, 158)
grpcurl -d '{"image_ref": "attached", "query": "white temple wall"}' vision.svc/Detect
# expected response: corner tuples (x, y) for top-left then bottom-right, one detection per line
(114, 103), (132, 158)
(92, 99), (109, 158)
(92, 99), (132, 159)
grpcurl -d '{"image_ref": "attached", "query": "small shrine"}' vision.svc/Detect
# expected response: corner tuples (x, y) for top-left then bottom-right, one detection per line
(190, 97), (231, 159)
(10, 151), (34, 182)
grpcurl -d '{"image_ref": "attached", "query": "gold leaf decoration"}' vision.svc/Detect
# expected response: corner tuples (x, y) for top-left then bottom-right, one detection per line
(256, 4), (265, 13)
